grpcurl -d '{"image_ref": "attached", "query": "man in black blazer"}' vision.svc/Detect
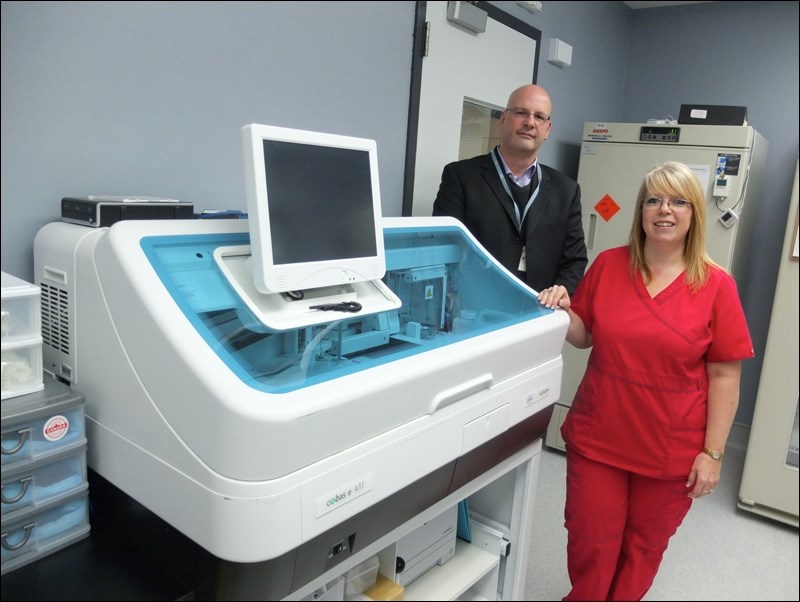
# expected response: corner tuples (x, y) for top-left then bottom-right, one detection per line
(433, 84), (587, 295)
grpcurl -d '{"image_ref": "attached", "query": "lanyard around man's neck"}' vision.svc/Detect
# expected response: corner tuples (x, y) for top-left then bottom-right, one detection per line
(491, 147), (542, 231)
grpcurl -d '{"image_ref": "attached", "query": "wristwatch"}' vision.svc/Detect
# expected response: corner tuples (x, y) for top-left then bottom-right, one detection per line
(703, 447), (724, 460)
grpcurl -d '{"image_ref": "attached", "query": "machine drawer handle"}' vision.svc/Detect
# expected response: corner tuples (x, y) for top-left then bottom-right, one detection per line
(430, 374), (493, 413)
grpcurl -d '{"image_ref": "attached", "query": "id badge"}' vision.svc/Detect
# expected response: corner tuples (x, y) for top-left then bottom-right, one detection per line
(518, 247), (527, 272)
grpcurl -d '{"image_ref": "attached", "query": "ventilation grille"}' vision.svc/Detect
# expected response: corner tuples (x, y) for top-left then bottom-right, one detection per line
(40, 282), (70, 354)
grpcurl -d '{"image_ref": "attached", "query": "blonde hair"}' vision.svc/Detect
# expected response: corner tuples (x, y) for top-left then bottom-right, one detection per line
(628, 161), (722, 289)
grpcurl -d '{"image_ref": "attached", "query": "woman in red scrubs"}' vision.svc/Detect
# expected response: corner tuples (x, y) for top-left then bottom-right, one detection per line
(538, 161), (754, 601)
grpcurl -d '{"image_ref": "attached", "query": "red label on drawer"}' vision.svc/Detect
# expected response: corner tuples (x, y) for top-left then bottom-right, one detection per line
(43, 415), (69, 441)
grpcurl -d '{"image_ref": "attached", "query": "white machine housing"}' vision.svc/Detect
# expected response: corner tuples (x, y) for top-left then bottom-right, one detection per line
(34, 216), (568, 565)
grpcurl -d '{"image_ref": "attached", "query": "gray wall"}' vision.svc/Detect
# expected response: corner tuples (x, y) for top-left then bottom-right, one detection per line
(2, 0), (798, 426)
(623, 1), (799, 426)
(1, 0), (415, 274)
(505, 0), (798, 426)
(494, 0), (634, 175)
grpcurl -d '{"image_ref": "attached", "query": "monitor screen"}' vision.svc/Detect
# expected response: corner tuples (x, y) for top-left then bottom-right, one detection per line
(242, 124), (386, 294)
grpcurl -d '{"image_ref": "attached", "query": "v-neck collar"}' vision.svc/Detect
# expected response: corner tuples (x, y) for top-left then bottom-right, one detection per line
(636, 268), (687, 302)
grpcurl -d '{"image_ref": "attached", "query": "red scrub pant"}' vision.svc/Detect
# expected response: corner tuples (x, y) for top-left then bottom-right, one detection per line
(562, 448), (693, 601)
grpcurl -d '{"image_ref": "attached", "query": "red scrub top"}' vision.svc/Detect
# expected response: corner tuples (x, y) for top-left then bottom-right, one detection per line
(562, 246), (754, 478)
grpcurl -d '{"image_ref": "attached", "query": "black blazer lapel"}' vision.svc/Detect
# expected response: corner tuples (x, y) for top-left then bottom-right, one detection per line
(524, 166), (550, 234)
(479, 153), (518, 227)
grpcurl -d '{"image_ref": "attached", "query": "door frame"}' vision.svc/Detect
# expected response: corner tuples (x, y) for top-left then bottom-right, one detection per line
(401, 1), (542, 216)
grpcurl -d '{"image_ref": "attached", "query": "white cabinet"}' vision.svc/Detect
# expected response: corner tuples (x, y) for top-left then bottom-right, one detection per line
(285, 439), (542, 601)
(737, 159), (799, 527)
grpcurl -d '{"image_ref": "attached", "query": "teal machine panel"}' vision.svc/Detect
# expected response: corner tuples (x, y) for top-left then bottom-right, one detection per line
(142, 224), (550, 393)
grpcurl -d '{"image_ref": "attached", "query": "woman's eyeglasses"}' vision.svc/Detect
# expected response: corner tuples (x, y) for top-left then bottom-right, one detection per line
(642, 197), (692, 210)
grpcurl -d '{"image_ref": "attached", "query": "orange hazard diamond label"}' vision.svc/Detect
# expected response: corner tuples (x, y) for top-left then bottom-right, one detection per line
(594, 194), (621, 222)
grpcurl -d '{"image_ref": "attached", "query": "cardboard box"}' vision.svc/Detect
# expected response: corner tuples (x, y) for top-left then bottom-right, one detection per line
(363, 574), (404, 601)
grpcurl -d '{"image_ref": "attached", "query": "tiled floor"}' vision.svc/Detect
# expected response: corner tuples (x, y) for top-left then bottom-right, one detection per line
(525, 426), (799, 601)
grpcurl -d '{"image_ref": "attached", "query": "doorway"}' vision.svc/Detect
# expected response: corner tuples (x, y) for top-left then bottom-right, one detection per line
(402, 1), (542, 216)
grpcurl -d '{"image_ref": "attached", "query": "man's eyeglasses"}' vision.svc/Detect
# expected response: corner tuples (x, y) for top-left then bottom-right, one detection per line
(506, 107), (551, 125)
(642, 197), (692, 210)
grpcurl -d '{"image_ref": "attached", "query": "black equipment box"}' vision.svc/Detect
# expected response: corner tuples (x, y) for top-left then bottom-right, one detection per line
(678, 104), (747, 126)
(61, 196), (195, 227)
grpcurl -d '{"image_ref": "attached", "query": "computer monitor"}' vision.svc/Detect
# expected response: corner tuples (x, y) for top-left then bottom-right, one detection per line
(241, 123), (387, 295)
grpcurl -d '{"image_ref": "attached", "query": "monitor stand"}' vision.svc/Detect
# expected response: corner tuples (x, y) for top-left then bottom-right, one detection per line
(213, 245), (402, 331)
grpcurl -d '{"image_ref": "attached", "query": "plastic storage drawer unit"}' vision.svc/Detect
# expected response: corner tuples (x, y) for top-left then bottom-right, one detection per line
(1, 272), (41, 344)
(1, 441), (87, 515)
(1, 377), (86, 467)
(1, 272), (43, 400)
(0, 485), (90, 574)
(2, 339), (44, 401)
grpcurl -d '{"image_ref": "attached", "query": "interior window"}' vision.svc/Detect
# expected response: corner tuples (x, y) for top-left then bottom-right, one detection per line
(458, 99), (502, 160)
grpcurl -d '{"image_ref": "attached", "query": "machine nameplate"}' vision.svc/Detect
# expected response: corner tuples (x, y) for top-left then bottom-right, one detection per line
(315, 474), (373, 517)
